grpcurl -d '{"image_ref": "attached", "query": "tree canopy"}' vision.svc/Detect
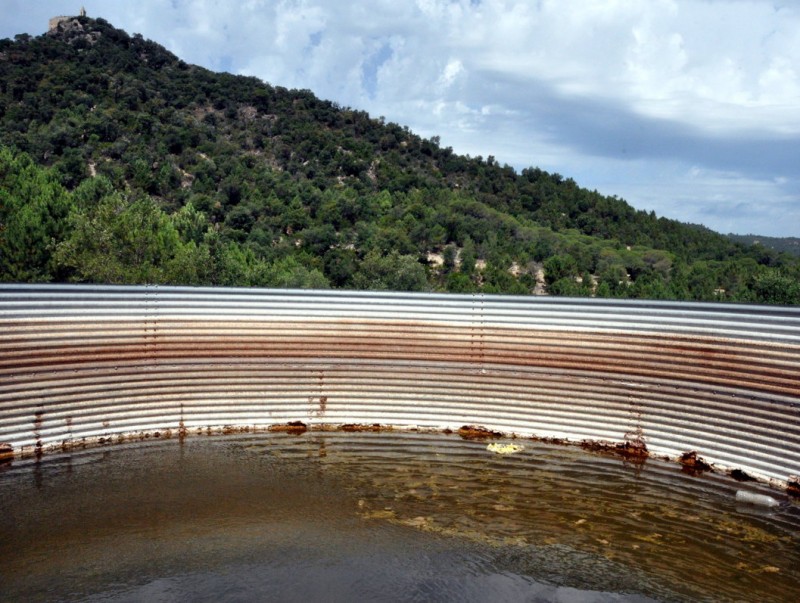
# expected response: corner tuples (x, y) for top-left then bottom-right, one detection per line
(1, 17), (798, 305)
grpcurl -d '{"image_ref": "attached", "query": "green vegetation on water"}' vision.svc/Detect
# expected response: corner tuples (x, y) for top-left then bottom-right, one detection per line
(1, 16), (798, 304)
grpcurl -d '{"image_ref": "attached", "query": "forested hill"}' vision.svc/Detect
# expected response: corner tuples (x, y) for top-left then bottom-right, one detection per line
(727, 234), (800, 258)
(1, 16), (798, 304)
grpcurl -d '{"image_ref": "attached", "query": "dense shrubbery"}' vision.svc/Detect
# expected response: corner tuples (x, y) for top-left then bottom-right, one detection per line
(1, 18), (798, 304)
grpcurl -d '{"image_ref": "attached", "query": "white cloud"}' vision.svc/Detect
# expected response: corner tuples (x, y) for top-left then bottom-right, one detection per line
(438, 59), (464, 90)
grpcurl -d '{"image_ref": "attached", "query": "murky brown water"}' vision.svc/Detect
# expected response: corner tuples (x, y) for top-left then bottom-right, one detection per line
(1, 432), (798, 602)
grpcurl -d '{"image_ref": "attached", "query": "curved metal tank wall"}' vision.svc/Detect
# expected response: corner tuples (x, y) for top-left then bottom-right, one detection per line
(1, 285), (799, 485)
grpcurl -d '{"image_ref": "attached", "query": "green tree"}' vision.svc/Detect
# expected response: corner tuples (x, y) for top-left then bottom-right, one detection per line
(482, 262), (528, 294)
(300, 223), (338, 255)
(0, 148), (73, 281)
(442, 244), (457, 274)
(543, 254), (578, 285)
(171, 202), (208, 244)
(446, 271), (477, 293)
(353, 251), (429, 291)
(597, 264), (629, 297)
(460, 236), (477, 275)
(264, 256), (330, 289)
(323, 247), (357, 288)
(749, 270), (800, 305)
(686, 262), (717, 301)
(54, 190), (184, 284)
(628, 272), (671, 300)
(548, 277), (585, 296)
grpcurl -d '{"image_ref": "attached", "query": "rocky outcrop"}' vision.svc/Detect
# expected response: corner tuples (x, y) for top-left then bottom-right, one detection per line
(47, 14), (100, 46)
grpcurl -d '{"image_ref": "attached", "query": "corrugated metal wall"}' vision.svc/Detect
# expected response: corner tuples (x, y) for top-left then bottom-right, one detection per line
(1, 284), (799, 484)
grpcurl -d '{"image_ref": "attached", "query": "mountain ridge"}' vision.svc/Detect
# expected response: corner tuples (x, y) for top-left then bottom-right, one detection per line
(1, 16), (798, 304)
(727, 234), (800, 257)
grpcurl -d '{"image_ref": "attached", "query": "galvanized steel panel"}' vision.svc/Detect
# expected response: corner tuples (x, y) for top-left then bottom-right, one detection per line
(1, 284), (798, 486)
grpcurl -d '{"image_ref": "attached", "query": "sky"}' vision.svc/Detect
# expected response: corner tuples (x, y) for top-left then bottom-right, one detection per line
(2, 1), (799, 237)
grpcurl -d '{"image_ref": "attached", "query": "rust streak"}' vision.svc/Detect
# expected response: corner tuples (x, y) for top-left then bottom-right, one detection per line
(33, 406), (45, 458)
(679, 451), (713, 475)
(340, 423), (389, 432)
(457, 425), (502, 440)
(268, 421), (308, 434)
(0, 442), (13, 463)
(2, 321), (798, 399)
(580, 438), (650, 461)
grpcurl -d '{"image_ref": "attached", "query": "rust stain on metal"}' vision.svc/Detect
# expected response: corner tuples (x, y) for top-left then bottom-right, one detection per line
(679, 451), (713, 475)
(730, 469), (756, 482)
(219, 425), (251, 435)
(457, 425), (502, 440)
(319, 369), (325, 411)
(580, 438), (649, 461)
(268, 421), (308, 434)
(178, 402), (187, 440)
(33, 407), (44, 431)
(310, 395), (328, 418)
(5, 321), (796, 397)
(33, 406), (45, 459)
(530, 435), (570, 446)
(787, 477), (800, 498)
(59, 438), (88, 454)
(340, 423), (390, 432)
(0, 442), (13, 463)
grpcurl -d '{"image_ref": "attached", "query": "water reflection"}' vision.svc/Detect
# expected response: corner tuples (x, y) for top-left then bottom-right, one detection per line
(0, 432), (797, 602)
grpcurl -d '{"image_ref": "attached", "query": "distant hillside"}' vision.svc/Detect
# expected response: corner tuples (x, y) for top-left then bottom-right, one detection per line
(1, 16), (798, 304)
(728, 234), (800, 257)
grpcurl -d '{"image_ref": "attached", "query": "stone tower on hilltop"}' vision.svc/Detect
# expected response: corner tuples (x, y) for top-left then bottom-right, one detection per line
(49, 7), (87, 32)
